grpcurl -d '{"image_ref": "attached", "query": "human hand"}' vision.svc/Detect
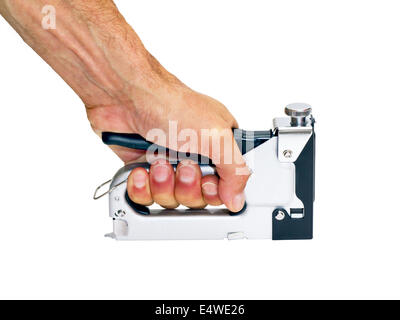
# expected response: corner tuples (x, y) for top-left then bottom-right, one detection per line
(87, 75), (251, 212)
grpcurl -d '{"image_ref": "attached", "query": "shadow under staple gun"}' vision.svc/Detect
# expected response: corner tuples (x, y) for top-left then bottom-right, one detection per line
(94, 103), (316, 241)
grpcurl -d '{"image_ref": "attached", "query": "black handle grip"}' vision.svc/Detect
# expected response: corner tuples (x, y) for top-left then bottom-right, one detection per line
(102, 132), (156, 151)
(102, 129), (273, 156)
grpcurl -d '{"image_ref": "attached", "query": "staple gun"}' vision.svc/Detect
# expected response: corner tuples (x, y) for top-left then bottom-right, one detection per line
(94, 103), (316, 240)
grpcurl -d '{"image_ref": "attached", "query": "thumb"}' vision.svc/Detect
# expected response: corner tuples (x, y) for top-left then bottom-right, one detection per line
(214, 134), (251, 213)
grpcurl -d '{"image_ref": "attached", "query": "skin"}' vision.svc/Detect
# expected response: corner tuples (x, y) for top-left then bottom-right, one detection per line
(0, 0), (251, 212)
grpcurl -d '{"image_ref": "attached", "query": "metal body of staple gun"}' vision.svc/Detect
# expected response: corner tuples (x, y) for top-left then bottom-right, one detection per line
(94, 103), (316, 240)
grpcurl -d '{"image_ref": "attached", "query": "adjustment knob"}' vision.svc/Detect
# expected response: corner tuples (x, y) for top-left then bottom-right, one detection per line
(285, 103), (312, 127)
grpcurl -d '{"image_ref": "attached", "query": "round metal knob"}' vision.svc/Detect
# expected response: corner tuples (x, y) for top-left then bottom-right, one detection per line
(285, 103), (312, 126)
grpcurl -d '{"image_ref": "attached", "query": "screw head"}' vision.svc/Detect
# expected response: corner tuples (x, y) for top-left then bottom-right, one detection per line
(275, 210), (286, 221)
(283, 150), (293, 158)
(285, 103), (312, 117)
(115, 210), (126, 218)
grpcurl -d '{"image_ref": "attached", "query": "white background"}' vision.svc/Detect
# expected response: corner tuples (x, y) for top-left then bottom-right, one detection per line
(0, 0), (399, 299)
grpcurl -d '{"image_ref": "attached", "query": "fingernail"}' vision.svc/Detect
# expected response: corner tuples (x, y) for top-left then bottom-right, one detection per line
(178, 163), (196, 184)
(152, 163), (170, 183)
(232, 192), (245, 212)
(133, 170), (147, 188)
(202, 182), (218, 196)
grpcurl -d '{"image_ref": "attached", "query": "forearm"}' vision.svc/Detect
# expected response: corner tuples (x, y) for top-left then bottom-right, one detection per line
(0, 0), (165, 107)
